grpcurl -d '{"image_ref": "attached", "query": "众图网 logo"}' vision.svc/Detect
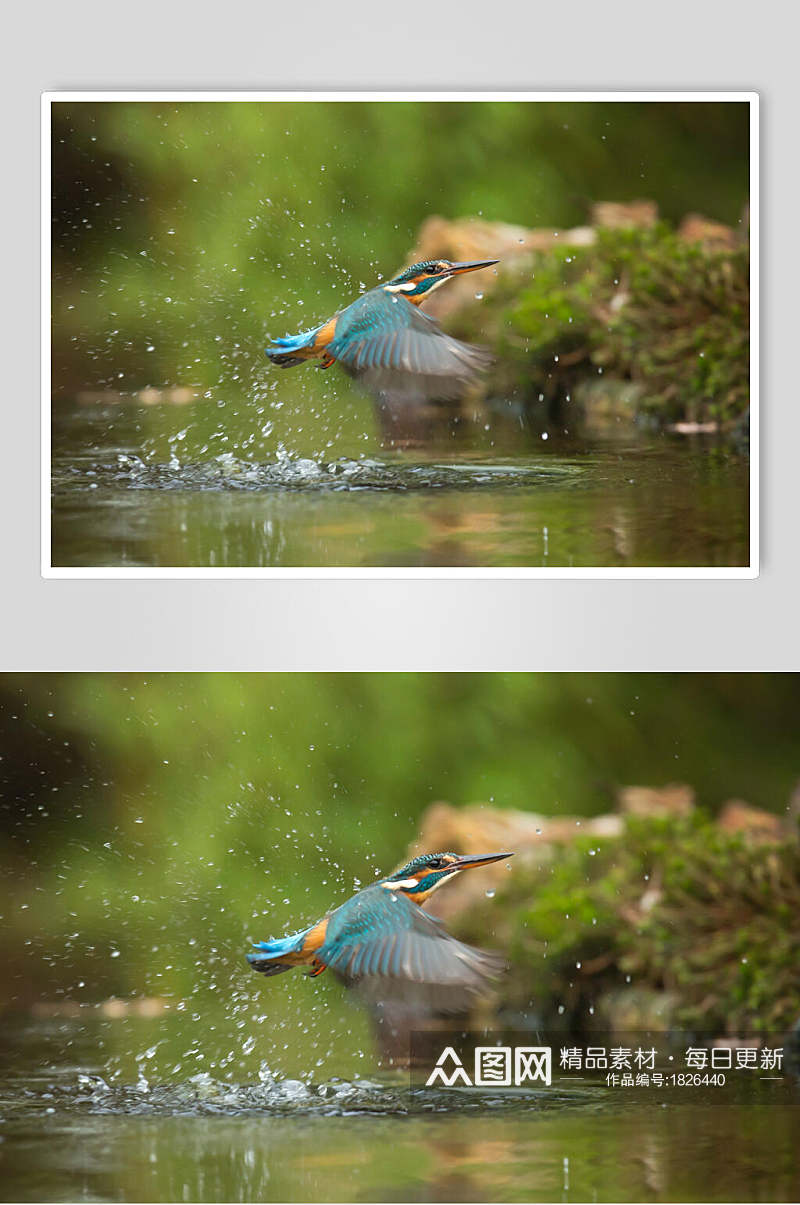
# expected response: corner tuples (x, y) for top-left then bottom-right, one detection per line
(425, 1045), (552, 1087)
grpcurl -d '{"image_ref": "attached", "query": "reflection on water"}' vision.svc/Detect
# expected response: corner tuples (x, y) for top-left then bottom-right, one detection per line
(50, 399), (750, 569)
(0, 1018), (797, 1203)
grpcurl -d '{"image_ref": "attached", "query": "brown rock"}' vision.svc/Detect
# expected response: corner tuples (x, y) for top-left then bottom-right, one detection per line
(668, 421), (720, 435)
(592, 200), (658, 229)
(29, 996), (169, 1019)
(413, 214), (547, 263)
(717, 800), (783, 843)
(138, 386), (196, 406)
(406, 801), (622, 921)
(618, 784), (695, 818)
(405, 215), (595, 320)
(31, 1000), (83, 1018)
(678, 214), (739, 250)
(99, 996), (169, 1018)
(75, 387), (197, 407)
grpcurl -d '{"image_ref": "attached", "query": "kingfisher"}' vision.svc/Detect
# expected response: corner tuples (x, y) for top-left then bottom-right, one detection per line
(247, 850), (512, 1013)
(265, 258), (499, 403)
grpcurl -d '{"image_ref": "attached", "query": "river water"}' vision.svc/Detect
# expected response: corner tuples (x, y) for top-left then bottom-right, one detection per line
(1, 1016), (796, 1202)
(50, 401), (749, 570)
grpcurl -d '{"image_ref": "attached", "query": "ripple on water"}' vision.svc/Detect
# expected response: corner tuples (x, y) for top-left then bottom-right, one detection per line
(15, 1068), (604, 1120)
(55, 453), (582, 496)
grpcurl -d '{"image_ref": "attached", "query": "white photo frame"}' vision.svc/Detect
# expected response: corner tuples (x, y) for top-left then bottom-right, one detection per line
(42, 91), (758, 579)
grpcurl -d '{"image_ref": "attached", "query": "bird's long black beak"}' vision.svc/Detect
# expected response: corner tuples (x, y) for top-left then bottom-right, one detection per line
(443, 258), (499, 277)
(451, 851), (513, 870)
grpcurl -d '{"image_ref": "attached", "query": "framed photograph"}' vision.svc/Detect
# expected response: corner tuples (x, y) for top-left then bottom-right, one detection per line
(43, 92), (757, 577)
(2, 672), (796, 1203)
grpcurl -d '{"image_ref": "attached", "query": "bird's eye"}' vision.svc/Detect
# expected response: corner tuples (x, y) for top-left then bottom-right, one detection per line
(427, 265), (440, 275)
(429, 857), (444, 868)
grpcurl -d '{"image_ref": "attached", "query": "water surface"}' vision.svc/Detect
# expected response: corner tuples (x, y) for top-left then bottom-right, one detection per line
(50, 400), (749, 569)
(1, 1017), (796, 1203)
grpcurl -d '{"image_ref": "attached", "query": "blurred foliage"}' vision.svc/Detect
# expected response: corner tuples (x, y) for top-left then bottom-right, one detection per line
(52, 100), (750, 400)
(477, 814), (799, 1035)
(464, 226), (749, 426)
(0, 669), (795, 1017)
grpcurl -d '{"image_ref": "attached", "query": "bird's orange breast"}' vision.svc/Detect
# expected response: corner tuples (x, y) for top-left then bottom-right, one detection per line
(300, 916), (329, 956)
(313, 315), (339, 352)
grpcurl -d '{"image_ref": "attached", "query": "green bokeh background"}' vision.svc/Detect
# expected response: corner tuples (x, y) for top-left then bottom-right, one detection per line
(52, 100), (750, 413)
(1, 674), (797, 1201)
(3, 673), (796, 1031)
(50, 102), (753, 571)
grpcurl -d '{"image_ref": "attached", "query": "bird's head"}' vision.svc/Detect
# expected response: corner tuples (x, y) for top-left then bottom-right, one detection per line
(381, 850), (512, 903)
(383, 258), (499, 303)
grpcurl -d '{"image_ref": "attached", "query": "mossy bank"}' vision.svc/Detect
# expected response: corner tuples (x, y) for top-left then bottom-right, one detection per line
(457, 812), (798, 1037)
(435, 219), (750, 436)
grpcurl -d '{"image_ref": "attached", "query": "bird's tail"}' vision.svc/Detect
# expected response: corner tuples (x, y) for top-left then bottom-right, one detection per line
(246, 930), (307, 976)
(265, 327), (320, 367)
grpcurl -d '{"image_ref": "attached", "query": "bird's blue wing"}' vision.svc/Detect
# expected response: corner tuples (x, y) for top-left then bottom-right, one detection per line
(319, 886), (504, 1012)
(328, 290), (491, 401)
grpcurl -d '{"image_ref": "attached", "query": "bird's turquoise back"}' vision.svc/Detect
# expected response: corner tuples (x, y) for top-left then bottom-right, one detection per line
(328, 288), (427, 354)
(319, 886), (415, 978)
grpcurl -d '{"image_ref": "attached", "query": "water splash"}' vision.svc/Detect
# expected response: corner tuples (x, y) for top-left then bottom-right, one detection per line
(55, 453), (580, 495)
(26, 1066), (599, 1119)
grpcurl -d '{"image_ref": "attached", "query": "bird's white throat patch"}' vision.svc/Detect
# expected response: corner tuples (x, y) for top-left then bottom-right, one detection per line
(383, 276), (451, 296)
(381, 868), (460, 894)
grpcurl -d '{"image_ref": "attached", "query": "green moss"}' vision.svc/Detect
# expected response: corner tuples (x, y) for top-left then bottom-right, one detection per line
(461, 814), (799, 1035)
(478, 226), (750, 426)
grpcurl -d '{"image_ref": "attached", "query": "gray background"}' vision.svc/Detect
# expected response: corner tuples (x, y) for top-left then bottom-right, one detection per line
(2, 0), (795, 670)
